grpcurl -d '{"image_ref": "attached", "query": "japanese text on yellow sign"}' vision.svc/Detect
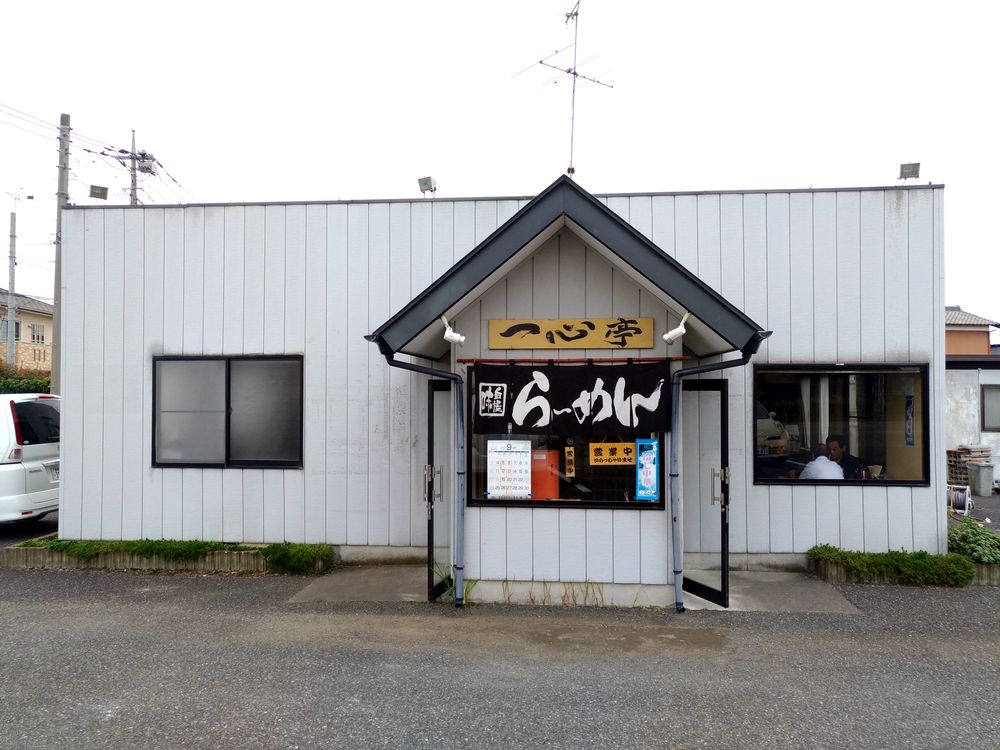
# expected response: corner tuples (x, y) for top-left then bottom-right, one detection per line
(489, 318), (654, 350)
(589, 442), (636, 466)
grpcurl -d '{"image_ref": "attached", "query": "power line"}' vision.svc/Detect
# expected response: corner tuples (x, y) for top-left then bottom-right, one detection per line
(0, 102), (59, 132)
(154, 159), (195, 201)
(1, 102), (195, 205)
(0, 116), (56, 143)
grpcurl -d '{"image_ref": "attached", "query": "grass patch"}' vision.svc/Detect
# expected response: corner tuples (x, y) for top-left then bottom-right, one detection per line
(808, 544), (974, 587)
(17, 536), (335, 575)
(948, 516), (1000, 565)
(259, 542), (334, 575)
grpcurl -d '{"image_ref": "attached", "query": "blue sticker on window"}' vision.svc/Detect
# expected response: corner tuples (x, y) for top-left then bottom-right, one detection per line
(635, 438), (659, 501)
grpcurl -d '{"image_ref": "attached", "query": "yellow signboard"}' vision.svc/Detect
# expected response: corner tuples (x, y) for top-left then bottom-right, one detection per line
(589, 442), (636, 466)
(489, 318), (654, 350)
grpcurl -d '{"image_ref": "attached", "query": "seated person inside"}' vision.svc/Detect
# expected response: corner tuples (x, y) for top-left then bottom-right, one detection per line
(798, 434), (864, 480)
(798, 448), (844, 480)
(824, 434), (863, 479)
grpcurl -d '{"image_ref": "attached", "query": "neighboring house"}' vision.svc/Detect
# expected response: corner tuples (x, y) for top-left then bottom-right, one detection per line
(945, 305), (1000, 484)
(945, 305), (997, 355)
(0, 288), (54, 373)
(60, 177), (946, 608)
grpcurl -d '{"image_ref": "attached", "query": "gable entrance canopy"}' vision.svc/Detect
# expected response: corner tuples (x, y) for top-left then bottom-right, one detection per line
(365, 175), (769, 613)
(366, 175), (767, 362)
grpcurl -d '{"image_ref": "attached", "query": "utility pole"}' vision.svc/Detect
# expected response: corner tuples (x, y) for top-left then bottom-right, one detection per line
(51, 113), (70, 394)
(120, 131), (155, 205)
(6, 211), (16, 367)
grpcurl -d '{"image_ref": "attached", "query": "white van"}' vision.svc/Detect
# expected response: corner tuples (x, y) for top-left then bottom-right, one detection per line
(0, 394), (60, 523)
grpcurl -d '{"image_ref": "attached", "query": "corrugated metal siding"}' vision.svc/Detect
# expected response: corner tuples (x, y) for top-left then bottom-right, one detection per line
(60, 185), (945, 562)
(453, 230), (677, 584)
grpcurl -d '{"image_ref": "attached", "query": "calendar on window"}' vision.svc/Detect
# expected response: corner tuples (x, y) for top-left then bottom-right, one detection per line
(486, 440), (532, 499)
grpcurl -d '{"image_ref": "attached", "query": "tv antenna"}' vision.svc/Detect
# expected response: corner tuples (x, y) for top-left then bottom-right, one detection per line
(517, 1), (613, 178)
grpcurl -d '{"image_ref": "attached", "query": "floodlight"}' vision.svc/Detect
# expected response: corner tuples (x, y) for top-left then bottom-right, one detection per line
(418, 176), (437, 196)
(662, 312), (691, 346)
(441, 315), (465, 346)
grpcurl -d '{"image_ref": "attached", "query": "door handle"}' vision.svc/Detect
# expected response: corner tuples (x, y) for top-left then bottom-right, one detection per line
(711, 467), (729, 505)
(422, 464), (442, 505)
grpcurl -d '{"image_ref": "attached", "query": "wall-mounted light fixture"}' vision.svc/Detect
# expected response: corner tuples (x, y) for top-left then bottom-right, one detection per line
(662, 312), (691, 346)
(441, 315), (465, 346)
(418, 176), (437, 198)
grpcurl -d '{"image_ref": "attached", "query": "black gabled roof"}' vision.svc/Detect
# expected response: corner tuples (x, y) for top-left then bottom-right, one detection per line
(366, 175), (766, 361)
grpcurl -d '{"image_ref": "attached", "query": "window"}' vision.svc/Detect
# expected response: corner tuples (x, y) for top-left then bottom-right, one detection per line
(31, 324), (45, 344)
(754, 364), (929, 484)
(0, 319), (20, 342)
(983, 386), (1000, 432)
(12, 398), (60, 445)
(153, 355), (302, 468)
(468, 362), (669, 508)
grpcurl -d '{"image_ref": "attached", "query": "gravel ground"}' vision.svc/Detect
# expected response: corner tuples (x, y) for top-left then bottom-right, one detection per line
(0, 569), (997, 750)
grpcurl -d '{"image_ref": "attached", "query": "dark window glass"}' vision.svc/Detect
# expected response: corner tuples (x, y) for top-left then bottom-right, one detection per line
(754, 366), (928, 484)
(13, 399), (60, 445)
(983, 386), (1000, 432)
(468, 363), (667, 508)
(229, 359), (302, 465)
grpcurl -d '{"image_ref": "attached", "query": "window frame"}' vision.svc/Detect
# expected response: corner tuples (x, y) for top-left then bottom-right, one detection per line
(151, 354), (304, 469)
(982, 385), (1000, 432)
(465, 363), (667, 511)
(31, 323), (45, 344)
(752, 363), (931, 487)
(1, 319), (21, 342)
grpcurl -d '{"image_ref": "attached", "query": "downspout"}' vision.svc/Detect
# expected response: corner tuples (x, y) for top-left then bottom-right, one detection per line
(669, 330), (771, 613)
(367, 346), (468, 608)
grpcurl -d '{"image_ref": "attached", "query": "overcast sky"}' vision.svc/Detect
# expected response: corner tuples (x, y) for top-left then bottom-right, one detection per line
(2, 0), (997, 337)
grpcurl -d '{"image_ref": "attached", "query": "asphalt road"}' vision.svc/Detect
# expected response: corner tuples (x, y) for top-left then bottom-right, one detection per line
(0, 568), (996, 750)
(0, 511), (58, 546)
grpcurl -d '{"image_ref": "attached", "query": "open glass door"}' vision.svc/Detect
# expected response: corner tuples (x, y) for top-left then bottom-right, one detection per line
(427, 380), (452, 602)
(681, 378), (730, 608)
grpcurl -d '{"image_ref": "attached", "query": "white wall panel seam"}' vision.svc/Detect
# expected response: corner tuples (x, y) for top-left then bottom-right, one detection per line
(159, 215), (165, 536)
(811, 194), (816, 359)
(763, 197), (770, 547)
(138, 212), (146, 536)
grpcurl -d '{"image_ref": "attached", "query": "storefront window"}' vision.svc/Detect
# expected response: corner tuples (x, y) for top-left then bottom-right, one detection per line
(468, 362), (669, 507)
(983, 386), (1000, 432)
(754, 365), (929, 484)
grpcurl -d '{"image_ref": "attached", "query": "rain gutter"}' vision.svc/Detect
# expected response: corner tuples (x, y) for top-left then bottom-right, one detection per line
(367, 346), (467, 607)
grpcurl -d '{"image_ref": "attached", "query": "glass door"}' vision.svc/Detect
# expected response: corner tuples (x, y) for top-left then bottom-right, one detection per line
(427, 380), (452, 602)
(681, 378), (730, 608)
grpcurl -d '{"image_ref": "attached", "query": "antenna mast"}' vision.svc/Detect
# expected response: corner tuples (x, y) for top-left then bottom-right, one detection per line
(525, 1), (613, 179)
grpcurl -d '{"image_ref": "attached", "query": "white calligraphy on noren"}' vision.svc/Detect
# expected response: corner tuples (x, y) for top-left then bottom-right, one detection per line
(511, 370), (665, 428)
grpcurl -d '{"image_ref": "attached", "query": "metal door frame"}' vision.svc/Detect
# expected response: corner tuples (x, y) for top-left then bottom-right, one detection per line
(681, 378), (730, 608)
(426, 379), (452, 602)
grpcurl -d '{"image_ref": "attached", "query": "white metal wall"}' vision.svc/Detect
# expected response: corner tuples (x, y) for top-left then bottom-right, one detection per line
(453, 228), (680, 585)
(60, 185), (945, 560)
(61, 199), (524, 545)
(602, 188), (946, 556)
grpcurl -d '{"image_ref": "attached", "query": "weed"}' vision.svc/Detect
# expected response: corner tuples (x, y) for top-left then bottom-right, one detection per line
(462, 578), (479, 602)
(259, 543), (334, 575)
(948, 516), (1000, 565)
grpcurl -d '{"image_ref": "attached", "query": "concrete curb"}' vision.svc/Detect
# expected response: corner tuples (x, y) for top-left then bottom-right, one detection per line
(1, 546), (269, 574)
